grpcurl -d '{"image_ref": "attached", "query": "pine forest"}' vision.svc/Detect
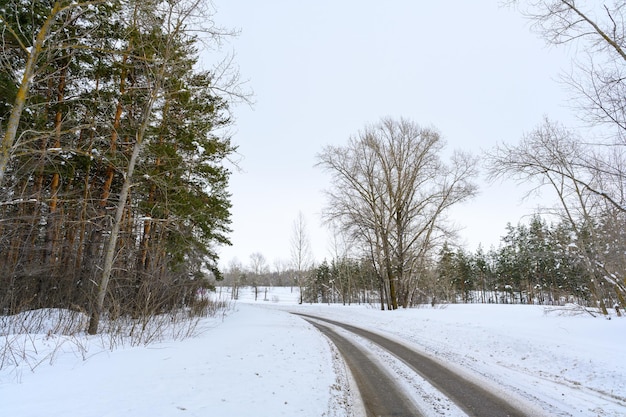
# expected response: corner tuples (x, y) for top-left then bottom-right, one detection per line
(0, 0), (234, 333)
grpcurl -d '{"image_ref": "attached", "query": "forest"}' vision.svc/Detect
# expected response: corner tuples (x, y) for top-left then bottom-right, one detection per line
(0, 0), (236, 334)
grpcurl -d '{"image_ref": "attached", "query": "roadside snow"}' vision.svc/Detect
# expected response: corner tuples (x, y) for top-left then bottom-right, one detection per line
(235, 287), (626, 416)
(280, 296), (626, 416)
(0, 302), (348, 417)
(1, 286), (625, 417)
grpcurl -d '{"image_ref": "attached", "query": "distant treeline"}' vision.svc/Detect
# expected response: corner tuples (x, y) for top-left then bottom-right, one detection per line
(222, 215), (624, 313)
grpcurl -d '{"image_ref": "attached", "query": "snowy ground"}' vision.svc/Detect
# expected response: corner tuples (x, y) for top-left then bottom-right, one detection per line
(1, 286), (625, 416)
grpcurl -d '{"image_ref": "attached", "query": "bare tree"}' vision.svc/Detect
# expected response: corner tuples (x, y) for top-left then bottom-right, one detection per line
(507, 1), (626, 206)
(508, 1), (626, 139)
(317, 117), (478, 309)
(290, 211), (313, 303)
(487, 118), (626, 312)
(272, 258), (288, 284)
(497, 1), (626, 310)
(248, 252), (268, 300)
(249, 252), (268, 275)
(224, 258), (244, 300)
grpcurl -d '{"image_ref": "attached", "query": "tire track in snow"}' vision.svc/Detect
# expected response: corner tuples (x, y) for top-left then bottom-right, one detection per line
(305, 318), (424, 417)
(296, 313), (533, 417)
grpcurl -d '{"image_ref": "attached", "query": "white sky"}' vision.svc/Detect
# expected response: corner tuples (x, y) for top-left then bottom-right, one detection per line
(208, 1), (578, 269)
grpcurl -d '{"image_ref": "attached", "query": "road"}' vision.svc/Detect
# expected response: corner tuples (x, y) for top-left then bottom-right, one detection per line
(296, 313), (532, 417)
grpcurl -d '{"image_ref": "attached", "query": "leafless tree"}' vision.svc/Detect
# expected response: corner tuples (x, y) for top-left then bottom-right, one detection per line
(248, 252), (268, 300)
(271, 258), (288, 286)
(249, 252), (268, 275)
(508, 1), (626, 139)
(224, 258), (244, 300)
(317, 117), (478, 309)
(496, 1), (626, 310)
(290, 211), (313, 303)
(487, 118), (626, 312)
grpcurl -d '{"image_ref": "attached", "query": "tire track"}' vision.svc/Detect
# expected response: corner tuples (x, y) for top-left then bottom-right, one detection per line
(305, 319), (424, 417)
(296, 313), (533, 417)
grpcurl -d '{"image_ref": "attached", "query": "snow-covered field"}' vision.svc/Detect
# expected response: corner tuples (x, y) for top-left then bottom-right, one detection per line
(1, 286), (625, 416)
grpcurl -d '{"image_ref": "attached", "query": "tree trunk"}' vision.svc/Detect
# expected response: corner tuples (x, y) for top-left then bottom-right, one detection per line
(88, 133), (143, 334)
(88, 37), (165, 332)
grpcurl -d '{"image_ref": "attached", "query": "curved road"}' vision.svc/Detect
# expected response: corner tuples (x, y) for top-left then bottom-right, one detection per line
(306, 319), (423, 416)
(296, 313), (530, 417)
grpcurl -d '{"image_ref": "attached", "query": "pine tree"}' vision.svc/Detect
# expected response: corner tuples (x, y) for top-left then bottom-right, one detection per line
(1, 0), (237, 330)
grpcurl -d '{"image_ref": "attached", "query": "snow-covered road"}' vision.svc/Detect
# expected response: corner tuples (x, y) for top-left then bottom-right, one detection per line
(2, 286), (625, 417)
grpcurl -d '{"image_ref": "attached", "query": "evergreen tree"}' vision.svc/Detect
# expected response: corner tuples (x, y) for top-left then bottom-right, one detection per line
(0, 0), (237, 330)
(435, 242), (456, 303)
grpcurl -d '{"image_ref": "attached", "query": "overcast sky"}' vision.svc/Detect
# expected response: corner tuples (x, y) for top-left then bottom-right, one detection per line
(207, 1), (578, 269)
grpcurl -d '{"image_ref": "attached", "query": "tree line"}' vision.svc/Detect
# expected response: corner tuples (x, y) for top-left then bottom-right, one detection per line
(0, 0), (238, 333)
(224, 212), (622, 314)
(433, 215), (618, 309)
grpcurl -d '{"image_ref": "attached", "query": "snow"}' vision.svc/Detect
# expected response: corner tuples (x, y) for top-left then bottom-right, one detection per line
(1, 287), (625, 417)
